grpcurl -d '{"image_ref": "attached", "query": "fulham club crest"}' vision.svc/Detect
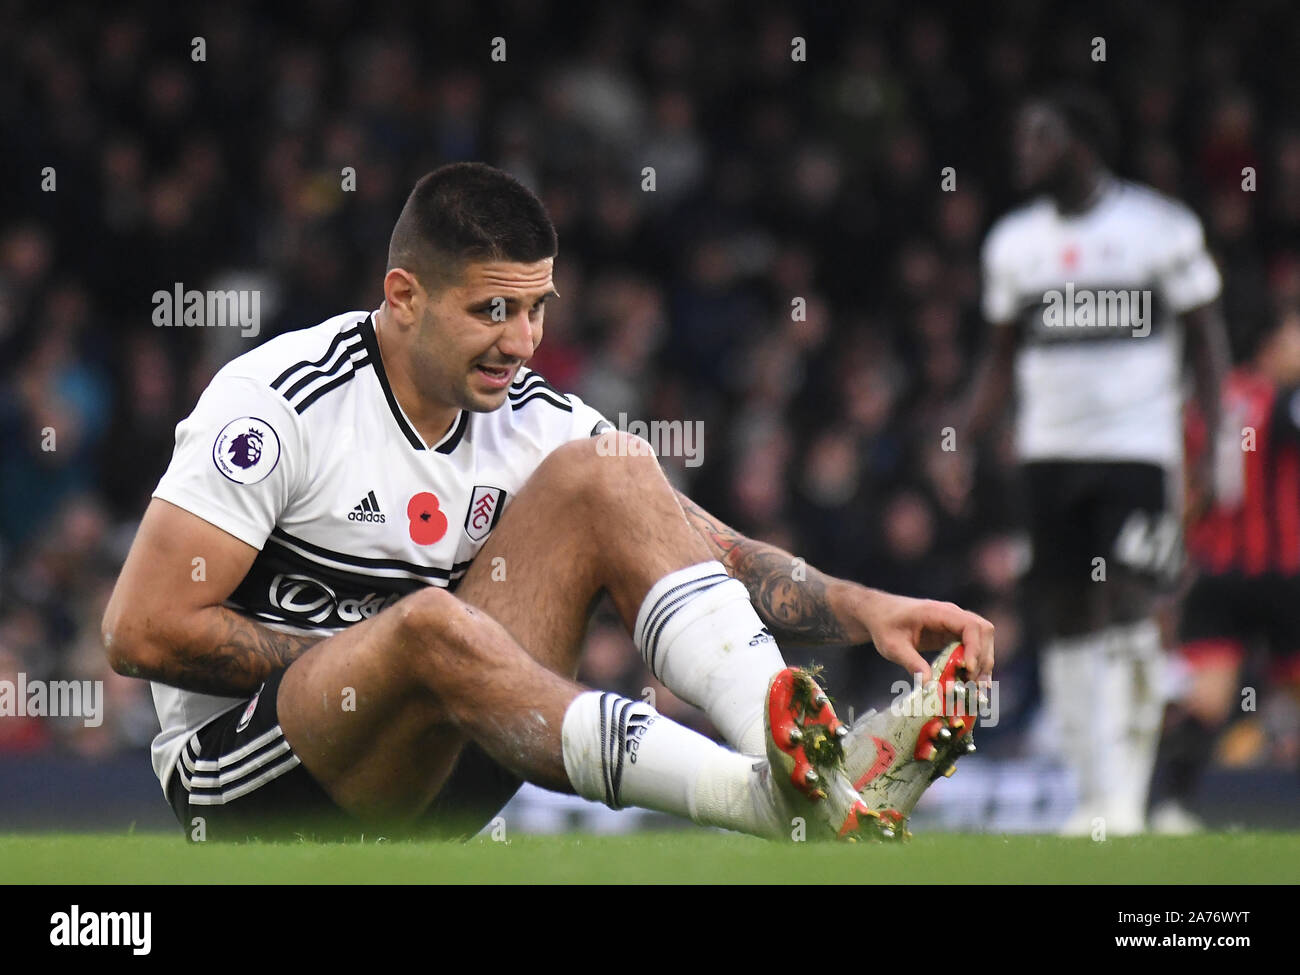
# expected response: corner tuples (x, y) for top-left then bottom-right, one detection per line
(464, 485), (506, 542)
(236, 683), (264, 733)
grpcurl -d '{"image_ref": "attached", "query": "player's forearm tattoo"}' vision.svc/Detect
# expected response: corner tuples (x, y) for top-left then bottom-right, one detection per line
(676, 493), (851, 645)
(147, 608), (320, 697)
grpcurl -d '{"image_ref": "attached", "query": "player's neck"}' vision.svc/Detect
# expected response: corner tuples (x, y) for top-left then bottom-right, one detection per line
(373, 308), (460, 446)
(1053, 167), (1110, 216)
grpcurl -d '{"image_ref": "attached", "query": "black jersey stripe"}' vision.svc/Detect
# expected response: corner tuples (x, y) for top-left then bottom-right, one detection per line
(281, 339), (365, 401)
(508, 374), (555, 399)
(433, 410), (470, 454)
(251, 539), (457, 588)
(267, 527), (474, 579)
(229, 547), (430, 630)
(265, 535), (470, 583)
(1016, 281), (1169, 346)
(242, 611), (371, 631)
(509, 370), (540, 389)
(358, 314), (426, 450)
(511, 390), (573, 413)
(293, 355), (372, 414)
(229, 539), (476, 630)
(270, 323), (365, 391)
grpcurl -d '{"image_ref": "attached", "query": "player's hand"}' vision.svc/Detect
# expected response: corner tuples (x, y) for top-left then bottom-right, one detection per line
(857, 591), (995, 684)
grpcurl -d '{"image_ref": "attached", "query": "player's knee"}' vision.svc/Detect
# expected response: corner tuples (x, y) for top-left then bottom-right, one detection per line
(390, 588), (498, 709)
(392, 587), (472, 661)
(543, 431), (660, 500)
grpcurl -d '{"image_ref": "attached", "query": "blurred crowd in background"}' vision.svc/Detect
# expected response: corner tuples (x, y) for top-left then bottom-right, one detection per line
(2, 0), (1299, 782)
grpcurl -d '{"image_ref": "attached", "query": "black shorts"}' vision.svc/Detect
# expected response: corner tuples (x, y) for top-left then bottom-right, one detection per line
(1023, 460), (1181, 589)
(166, 669), (523, 842)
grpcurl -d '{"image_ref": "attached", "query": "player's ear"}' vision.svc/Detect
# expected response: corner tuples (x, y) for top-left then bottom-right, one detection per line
(383, 268), (423, 324)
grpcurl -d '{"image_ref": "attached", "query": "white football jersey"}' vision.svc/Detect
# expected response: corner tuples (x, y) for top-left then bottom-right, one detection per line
(148, 309), (610, 792)
(982, 178), (1221, 464)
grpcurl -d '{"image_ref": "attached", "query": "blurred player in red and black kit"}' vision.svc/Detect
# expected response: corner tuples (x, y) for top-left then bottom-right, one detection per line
(1150, 306), (1300, 831)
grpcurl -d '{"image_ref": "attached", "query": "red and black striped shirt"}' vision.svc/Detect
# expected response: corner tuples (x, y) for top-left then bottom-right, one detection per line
(1186, 368), (1300, 575)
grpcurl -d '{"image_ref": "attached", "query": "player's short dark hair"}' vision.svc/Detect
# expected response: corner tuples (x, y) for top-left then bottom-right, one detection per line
(1043, 88), (1118, 164)
(387, 162), (557, 292)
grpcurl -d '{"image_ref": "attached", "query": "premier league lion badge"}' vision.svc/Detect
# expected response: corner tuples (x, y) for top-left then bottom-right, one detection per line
(213, 417), (281, 484)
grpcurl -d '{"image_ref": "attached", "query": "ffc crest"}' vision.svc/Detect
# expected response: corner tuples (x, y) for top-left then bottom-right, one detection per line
(236, 683), (264, 733)
(464, 485), (506, 542)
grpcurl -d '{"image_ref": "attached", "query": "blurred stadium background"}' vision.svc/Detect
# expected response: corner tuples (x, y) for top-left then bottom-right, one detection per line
(1, 0), (1298, 834)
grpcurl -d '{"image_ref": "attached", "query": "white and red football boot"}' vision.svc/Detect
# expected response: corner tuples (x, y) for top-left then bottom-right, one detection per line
(763, 666), (896, 842)
(841, 642), (980, 839)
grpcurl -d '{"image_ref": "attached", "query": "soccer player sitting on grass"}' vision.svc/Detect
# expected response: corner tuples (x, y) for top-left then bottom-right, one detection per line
(102, 163), (993, 842)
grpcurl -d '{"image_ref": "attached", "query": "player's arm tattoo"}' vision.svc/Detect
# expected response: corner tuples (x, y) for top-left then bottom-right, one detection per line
(132, 607), (321, 697)
(676, 492), (852, 645)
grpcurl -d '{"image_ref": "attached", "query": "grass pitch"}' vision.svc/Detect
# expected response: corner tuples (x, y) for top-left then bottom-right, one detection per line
(2, 831), (1297, 884)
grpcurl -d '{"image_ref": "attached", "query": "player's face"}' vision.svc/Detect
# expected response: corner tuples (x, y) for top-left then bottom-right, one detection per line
(1014, 104), (1070, 193)
(1265, 311), (1300, 384)
(417, 257), (555, 412)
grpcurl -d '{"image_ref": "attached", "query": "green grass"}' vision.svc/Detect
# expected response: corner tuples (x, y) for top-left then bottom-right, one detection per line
(2, 831), (1298, 884)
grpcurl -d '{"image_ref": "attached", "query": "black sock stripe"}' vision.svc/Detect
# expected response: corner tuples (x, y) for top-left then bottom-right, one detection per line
(639, 572), (733, 650)
(610, 698), (629, 806)
(646, 578), (731, 678)
(598, 692), (612, 807)
(610, 698), (634, 809)
(639, 573), (731, 658)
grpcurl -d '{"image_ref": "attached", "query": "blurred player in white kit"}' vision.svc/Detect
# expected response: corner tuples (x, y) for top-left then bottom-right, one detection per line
(966, 91), (1230, 834)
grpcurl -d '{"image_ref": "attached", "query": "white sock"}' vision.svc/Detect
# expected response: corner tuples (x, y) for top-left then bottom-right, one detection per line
(1042, 631), (1109, 824)
(633, 562), (786, 755)
(560, 690), (784, 838)
(1101, 619), (1165, 833)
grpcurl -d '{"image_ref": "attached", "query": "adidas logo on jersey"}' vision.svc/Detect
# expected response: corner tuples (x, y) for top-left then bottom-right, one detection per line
(348, 490), (386, 523)
(749, 627), (775, 646)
